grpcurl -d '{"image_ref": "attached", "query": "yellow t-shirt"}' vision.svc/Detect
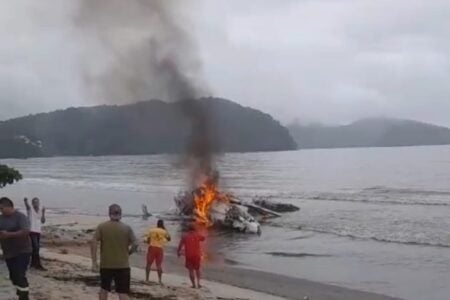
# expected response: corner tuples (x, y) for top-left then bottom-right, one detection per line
(145, 227), (170, 248)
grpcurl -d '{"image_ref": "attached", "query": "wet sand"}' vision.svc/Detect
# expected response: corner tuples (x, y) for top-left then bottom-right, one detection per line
(28, 215), (403, 300)
(1, 256), (222, 300)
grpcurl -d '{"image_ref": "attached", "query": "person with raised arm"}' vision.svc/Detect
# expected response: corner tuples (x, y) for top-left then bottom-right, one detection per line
(24, 197), (46, 270)
(177, 224), (205, 289)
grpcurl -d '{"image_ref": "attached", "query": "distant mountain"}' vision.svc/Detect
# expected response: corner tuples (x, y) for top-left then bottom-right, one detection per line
(288, 118), (450, 149)
(0, 98), (296, 158)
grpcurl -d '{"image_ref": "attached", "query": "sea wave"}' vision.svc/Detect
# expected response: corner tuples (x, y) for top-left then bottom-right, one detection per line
(243, 188), (450, 207)
(308, 195), (450, 207)
(363, 186), (450, 196)
(266, 252), (331, 258)
(19, 172), (450, 208)
(22, 177), (181, 194)
(275, 225), (450, 249)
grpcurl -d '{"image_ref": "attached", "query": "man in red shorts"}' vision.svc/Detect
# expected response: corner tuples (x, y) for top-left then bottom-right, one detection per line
(177, 225), (205, 288)
(145, 219), (171, 284)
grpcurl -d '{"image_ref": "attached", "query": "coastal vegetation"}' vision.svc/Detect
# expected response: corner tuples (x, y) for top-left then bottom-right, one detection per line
(0, 98), (296, 158)
(0, 164), (22, 188)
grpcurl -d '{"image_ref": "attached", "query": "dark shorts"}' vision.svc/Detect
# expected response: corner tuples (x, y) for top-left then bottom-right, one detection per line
(185, 256), (201, 270)
(100, 268), (131, 294)
(147, 246), (164, 270)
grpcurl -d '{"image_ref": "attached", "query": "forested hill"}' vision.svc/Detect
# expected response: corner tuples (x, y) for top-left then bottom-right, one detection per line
(0, 98), (296, 158)
(289, 118), (450, 149)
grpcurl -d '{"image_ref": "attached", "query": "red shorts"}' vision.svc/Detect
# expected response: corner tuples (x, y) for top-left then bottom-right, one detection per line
(147, 246), (164, 270)
(185, 256), (201, 270)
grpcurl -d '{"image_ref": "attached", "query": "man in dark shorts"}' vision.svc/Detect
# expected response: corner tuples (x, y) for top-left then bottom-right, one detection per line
(91, 204), (138, 300)
(177, 225), (205, 288)
(0, 197), (32, 300)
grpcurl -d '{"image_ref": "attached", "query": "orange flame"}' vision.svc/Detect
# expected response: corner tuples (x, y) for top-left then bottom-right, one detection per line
(193, 180), (229, 225)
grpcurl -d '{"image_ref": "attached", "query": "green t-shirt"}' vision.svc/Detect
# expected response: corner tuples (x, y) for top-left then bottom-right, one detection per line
(95, 221), (137, 269)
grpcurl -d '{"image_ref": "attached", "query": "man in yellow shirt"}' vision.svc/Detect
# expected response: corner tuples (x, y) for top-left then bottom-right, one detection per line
(145, 219), (171, 284)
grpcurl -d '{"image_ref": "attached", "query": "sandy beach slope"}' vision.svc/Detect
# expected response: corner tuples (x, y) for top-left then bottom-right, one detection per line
(1, 214), (403, 300)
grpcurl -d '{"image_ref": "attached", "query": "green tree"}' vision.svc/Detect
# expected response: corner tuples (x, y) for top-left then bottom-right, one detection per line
(0, 165), (22, 188)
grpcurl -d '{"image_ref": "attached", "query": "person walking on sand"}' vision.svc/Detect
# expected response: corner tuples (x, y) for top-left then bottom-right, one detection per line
(144, 219), (171, 284)
(177, 224), (205, 289)
(0, 197), (32, 300)
(24, 197), (46, 270)
(91, 204), (138, 300)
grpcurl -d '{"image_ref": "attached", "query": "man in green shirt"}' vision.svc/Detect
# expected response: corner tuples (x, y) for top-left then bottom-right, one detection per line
(91, 204), (138, 300)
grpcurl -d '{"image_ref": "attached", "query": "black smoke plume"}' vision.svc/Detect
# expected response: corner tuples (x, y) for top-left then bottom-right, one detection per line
(75, 0), (214, 186)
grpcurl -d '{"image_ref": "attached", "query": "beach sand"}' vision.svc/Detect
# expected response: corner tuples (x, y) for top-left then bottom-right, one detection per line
(1, 256), (220, 300)
(1, 214), (402, 300)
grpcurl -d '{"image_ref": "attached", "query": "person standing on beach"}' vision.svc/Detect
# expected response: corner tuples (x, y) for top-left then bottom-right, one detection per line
(177, 225), (205, 288)
(0, 197), (32, 300)
(24, 197), (46, 270)
(144, 219), (171, 284)
(91, 204), (138, 300)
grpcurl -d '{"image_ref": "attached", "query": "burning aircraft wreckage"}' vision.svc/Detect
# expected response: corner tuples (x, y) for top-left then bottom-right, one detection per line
(173, 172), (299, 235)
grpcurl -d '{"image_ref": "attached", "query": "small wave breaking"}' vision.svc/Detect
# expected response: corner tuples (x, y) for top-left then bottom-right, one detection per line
(305, 228), (450, 249)
(266, 252), (331, 258)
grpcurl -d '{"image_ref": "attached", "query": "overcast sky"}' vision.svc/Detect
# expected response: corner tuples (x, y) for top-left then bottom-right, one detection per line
(0, 0), (449, 126)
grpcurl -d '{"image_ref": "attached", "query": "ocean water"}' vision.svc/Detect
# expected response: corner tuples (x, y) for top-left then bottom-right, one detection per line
(3, 145), (450, 300)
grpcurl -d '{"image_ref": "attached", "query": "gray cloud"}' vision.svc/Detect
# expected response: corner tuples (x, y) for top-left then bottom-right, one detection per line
(0, 0), (449, 126)
(0, 1), (83, 120)
(195, 0), (450, 125)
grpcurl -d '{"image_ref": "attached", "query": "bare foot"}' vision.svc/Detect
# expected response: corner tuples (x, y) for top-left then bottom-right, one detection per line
(197, 284), (202, 289)
(191, 285), (196, 288)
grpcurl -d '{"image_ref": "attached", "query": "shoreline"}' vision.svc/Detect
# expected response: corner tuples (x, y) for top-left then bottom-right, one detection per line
(131, 250), (402, 300)
(3, 149), (450, 300)
(31, 214), (402, 300)
(0, 214), (404, 300)
(1, 249), (402, 300)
